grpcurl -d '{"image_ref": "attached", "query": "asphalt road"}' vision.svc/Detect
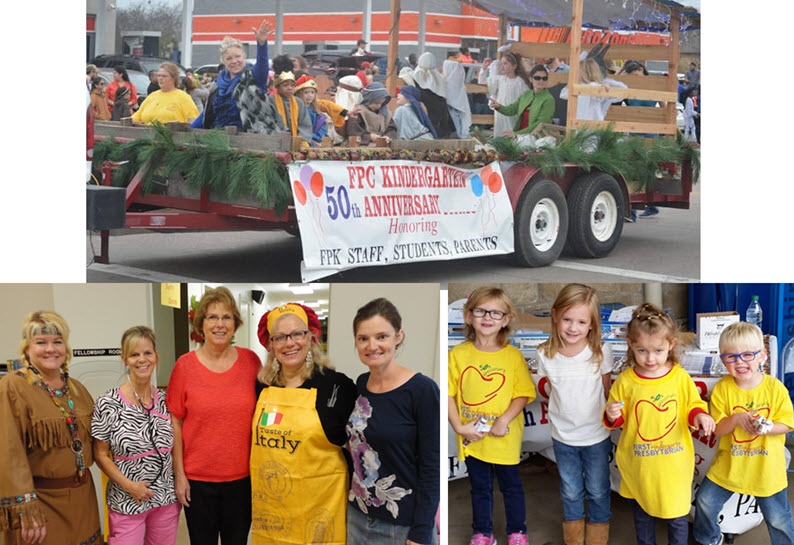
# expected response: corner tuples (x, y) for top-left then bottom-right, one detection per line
(86, 193), (699, 284)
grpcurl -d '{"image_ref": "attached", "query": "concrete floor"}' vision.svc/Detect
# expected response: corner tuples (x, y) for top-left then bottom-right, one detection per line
(447, 454), (792, 545)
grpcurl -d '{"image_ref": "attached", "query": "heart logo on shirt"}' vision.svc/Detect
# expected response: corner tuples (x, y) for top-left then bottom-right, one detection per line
(635, 399), (678, 442)
(460, 366), (505, 406)
(732, 405), (770, 444)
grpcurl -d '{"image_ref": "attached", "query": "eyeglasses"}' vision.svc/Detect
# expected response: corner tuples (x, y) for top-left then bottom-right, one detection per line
(271, 330), (309, 345)
(532, 76), (548, 81)
(719, 349), (762, 364)
(470, 308), (506, 320)
(205, 314), (234, 324)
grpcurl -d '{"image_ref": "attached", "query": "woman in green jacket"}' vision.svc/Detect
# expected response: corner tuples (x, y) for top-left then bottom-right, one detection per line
(489, 64), (555, 135)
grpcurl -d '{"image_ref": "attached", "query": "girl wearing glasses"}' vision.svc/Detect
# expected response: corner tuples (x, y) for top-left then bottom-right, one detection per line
(92, 326), (180, 544)
(489, 64), (555, 136)
(448, 287), (535, 545)
(694, 322), (794, 545)
(166, 286), (262, 545)
(251, 303), (356, 545)
(604, 304), (715, 545)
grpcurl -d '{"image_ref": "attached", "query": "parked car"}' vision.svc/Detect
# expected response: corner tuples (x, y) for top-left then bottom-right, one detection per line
(195, 63), (223, 79)
(98, 68), (151, 106)
(302, 49), (386, 83)
(92, 54), (186, 78)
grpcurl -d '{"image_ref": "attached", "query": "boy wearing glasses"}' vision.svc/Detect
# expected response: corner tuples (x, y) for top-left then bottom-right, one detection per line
(693, 322), (794, 545)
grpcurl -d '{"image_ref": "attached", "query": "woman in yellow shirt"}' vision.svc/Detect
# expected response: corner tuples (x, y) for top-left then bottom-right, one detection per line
(132, 63), (198, 125)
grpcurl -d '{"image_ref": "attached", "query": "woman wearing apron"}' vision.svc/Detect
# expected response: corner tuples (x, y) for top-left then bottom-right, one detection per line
(252, 304), (357, 545)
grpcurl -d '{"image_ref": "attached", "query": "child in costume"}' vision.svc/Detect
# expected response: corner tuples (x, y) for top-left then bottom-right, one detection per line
(693, 322), (794, 545)
(537, 284), (614, 545)
(449, 287), (535, 545)
(604, 303), (715, 545)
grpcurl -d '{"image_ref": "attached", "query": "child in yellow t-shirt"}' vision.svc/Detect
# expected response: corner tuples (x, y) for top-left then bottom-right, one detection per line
(448, 287), (535, 545)
(604, 303), (715, 545)
(693, 322), (794, 545)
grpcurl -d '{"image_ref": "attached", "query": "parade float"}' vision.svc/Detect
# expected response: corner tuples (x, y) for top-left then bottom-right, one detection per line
(88, 0), (700, 280)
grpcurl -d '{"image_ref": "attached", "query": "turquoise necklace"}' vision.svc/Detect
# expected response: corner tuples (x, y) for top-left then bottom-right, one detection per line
(29, 366), (86, 478)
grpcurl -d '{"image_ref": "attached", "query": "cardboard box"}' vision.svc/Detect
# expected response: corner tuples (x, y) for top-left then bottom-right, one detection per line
(696, 312), (740, 350)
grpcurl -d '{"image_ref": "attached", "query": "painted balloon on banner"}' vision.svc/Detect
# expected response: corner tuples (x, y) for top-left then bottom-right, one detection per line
(293, 181), (307, 205)
(470, 174), (483, 197)
(488, 172), (503, 193)
(310, 171), (324, 197)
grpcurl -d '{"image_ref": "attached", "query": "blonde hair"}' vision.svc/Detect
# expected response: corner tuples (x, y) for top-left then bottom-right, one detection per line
(580, 58), (604, 84)
(719, 322), (764, 353)
(463, 287), (517, 348)
(624, 303), (680, 369)
(257, 314), (332, 386)
(220, 36), (244, 62)
(192, 286), (243, 342)
(19, 311), (79, 394)
(121, 325), (158, 362)
(539, 284), (603, 364)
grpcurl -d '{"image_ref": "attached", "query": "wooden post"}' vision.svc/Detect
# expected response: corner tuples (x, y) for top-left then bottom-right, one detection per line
(386, 0), (401, 97)
(565, 0), (584, 132)
(666, 8), (682, 128)
(496, 14), (508, 50)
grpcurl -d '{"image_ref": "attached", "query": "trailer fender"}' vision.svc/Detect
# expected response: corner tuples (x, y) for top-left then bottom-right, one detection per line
(503, 162), (630, 218)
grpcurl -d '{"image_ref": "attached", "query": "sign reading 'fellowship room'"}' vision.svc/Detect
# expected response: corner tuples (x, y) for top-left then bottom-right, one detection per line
(73, 348), (122, 357)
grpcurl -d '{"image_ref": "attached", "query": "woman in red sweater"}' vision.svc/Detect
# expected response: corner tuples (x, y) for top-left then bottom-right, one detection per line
(166, 286), (261, 545)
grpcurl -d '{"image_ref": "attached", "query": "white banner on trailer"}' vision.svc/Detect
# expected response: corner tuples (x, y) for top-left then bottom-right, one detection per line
(288, 160), (514, 281)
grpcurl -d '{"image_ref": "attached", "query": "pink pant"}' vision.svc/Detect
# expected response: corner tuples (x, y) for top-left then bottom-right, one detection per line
(107, 502), (181, 545)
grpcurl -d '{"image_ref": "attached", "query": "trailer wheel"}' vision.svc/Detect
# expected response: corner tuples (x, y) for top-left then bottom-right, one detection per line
(513, 179), (569, 267)
(284, 223), (301, 237)
(565, 172), (624, 258)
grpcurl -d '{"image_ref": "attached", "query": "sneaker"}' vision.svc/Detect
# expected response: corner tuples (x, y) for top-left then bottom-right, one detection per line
(469, 534), (496, 545)
(624, 210), (637, 223)
(508, 533), (528, 545)
(639, 206), (660, 217)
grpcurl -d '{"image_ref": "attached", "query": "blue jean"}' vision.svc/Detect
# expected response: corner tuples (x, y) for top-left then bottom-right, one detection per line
(346, 503), (439, 545)
(552, 437), (612, 523)
(631, 500), (688, 545)
(466, 456), (527, 535)
(694, 477), (794, 545)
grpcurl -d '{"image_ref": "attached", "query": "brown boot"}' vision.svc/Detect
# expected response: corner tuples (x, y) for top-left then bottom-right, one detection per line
(585, 521), (609, 545)
(562, 519), (585, 545)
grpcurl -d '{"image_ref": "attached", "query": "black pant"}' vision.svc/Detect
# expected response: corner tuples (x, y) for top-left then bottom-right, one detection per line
(184, 476), (252, 545)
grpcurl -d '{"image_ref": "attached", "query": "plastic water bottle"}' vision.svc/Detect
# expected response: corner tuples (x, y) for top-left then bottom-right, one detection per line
(746, 295), (763, 331)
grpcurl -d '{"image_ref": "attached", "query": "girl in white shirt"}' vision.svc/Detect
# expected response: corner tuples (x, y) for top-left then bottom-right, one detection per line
(536, 283), (614, 545)
(560, 59), (622, 121)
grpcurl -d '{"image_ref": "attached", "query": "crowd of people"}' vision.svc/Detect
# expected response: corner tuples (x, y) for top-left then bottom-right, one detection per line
(450, 284), (793, 545)
(86, 20), (701, 148)
(0, 287), (440, 545)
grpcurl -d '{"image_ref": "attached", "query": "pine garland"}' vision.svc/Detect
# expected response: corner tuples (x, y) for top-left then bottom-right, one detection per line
(489, 127), (700, 191)
(92, 123), (292, 213)
(92, 124), (699, 212)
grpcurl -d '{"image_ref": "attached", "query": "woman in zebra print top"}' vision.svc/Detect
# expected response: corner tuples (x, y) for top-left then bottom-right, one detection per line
(92, 326), (181, 544)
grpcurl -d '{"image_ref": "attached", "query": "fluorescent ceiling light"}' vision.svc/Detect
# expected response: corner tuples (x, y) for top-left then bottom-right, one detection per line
(288, 284), (314, 294)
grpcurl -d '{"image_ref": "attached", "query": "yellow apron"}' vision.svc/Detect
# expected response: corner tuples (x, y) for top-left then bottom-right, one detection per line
(250, 386), (348, 545)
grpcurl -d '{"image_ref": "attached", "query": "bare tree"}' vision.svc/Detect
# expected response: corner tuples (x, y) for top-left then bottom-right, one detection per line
(116, 0), (183, 58)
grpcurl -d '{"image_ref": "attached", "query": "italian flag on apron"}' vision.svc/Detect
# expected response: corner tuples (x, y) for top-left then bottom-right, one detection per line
(250, 386), (348, 545)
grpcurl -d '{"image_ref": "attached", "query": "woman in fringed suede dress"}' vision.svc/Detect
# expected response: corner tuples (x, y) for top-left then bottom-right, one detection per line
(0, 311), (101, 545)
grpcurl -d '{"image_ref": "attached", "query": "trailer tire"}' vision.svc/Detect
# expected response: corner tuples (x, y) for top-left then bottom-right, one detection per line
(565, 172), (624, 258)
(513, 179), (568, 267)
(284, 223), (301, 237)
